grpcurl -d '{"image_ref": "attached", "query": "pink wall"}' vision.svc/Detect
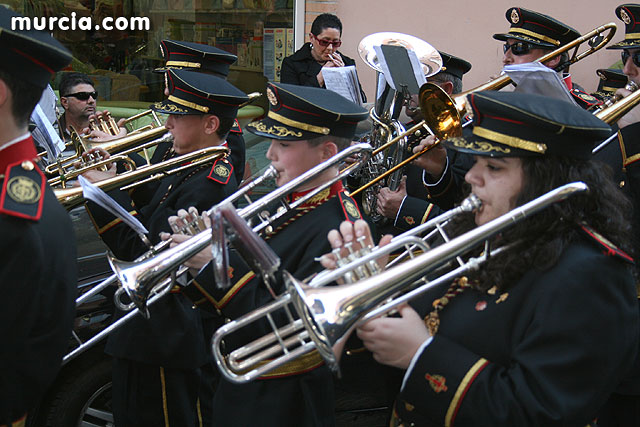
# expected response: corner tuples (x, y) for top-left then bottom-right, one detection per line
(333, 0), (624, 99)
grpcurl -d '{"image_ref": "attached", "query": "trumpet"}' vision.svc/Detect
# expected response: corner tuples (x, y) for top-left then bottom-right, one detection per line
(211, 182), (588, 383)
(63, 143), (374, 362)
(591, 81), (640, 154)
(349, 22), (618, 198)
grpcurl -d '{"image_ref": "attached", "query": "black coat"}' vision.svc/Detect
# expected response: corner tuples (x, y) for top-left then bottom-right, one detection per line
(0, 136), (77, 424)
(281, 43), (366, 102)
(86, 146), (238, 369)
(187, 181), (361, 426)
(394, 233), (639, 426)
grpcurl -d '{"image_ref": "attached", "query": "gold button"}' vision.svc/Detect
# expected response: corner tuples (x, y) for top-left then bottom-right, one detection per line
(21, 160), (34, 171)
(619, 180), (625, 188)
(265, 225), (274, 235)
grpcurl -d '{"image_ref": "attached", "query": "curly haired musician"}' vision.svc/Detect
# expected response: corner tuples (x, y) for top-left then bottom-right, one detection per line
(0, 8), (77, 426)
(169, 82), (369, 426)
(83, 69), (247, 426)
(325, 91), (639, 426)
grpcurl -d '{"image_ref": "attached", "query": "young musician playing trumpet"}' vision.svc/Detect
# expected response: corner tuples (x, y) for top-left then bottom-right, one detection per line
(323, 91), (639, 426)
(166, 82), (369, 426)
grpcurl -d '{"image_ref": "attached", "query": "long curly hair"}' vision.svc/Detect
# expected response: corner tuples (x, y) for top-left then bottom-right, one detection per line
(449, 156), (634, 292)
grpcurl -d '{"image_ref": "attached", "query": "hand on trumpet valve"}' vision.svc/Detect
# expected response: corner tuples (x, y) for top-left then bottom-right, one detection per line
(160, 207), (212, 274)
(614, 85), (640, 129)
(411, 134), (447, 177)
(343, 140), (362, 165)
(77, 148), (116, 183)
(356, 304), (430, 369)
(319, 219), (392, 283)
(83, 111), (127, 141)
(376, 176), (407, 219)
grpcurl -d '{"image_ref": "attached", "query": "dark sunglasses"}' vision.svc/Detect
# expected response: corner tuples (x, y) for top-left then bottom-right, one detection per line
(63, 91), (98, 101)
(313, 35), (342, 48)
(622, 50), (640, 67)
(503, 41), (533, 56)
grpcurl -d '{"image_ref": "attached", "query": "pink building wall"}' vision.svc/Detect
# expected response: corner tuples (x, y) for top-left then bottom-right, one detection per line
(303, 0), (627, 99)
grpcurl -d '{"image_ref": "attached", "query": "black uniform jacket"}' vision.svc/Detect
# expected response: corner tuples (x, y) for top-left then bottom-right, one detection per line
(394, 232), (639, 427)
(281, 43), (366, 102)
(228, 122), (246, 183)
(86, 144), (238, 369)
(187, 180), (361, 427)
(0, 136), (77, 424)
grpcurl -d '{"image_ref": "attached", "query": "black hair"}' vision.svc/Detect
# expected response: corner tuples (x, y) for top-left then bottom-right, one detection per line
(310, 13), (342, 36)
(450, 156), (633, 292)
(307, 134), (351, 151)
(216, 116), (235, 139)
(0, 69), (44, 128)
(59, 72), (94, 97)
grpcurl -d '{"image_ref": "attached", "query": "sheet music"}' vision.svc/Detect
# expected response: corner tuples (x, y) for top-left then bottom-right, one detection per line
(78, 175), (149, 235)
(373, 45), (426, 94)
(503, 62), (576, 105)
(322, 65), (363, 105)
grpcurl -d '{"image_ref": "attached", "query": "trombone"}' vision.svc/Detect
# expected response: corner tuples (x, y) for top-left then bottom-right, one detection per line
(349, 22), (618, 197)
(591, 81), (640, 154)
(211, 182), (588, 383)
(55, 137), (229, 210)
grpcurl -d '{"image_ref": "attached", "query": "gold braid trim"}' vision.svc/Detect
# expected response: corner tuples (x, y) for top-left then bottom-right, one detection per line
(166, 60), (202, 68)
(509, 28), (560, 45)
(473, 126), (547, 153)
(268, 111), (330, 135)
(168, 95), (209, 113)
(444, 358), (489, 427)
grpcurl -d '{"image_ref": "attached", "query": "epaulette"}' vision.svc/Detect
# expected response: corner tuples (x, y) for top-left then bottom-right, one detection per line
(580, 224), (634, 264)
(0, 160), (45, 220)
(230, 118), (242, 134)
(570, 89), (603, 110)
(207, 158), (233, 184)
(338, 191), (362, 223)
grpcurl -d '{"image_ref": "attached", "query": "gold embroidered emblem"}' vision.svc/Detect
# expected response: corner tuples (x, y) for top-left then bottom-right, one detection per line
(487, 286), (497, 295)
(621, 8), (632, 25)
(7, 176), (40, 204)
(266, 87), (278, 106)
(424, 374), (448, 393)
(450, 137), (511, 154)
(404, 216), (415, 225)
(305, 188), (330, 204)
(510, 8), (520, 24)
(214, 164), (230, 178)
(227, 266), (234, 278)
(247, 122), (303, 138)
(152, 101), (188, 114)
(496, 292), (509, 304)
(343, 199), (360, 218)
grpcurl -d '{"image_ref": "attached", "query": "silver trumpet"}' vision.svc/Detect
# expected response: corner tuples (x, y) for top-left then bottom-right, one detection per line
(64, 143), (374, 362)
(211, 182), (588, 383)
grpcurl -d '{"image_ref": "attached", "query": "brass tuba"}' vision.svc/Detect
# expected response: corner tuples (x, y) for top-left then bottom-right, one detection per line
(210, 182), (588, 383)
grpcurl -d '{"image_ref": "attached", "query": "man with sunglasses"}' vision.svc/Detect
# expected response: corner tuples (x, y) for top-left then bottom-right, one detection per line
(58, 72), (98, 141)
(493, 7), (600, 105)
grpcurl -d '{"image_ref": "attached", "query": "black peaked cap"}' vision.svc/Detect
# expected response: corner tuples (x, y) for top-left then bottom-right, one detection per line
(246, 83), (369, 140)
(437, 51), (472, 80)
(0, 6), (71, 89)
(155, 39), (237, 77)
(493, 7), (580, 48)
(608, 4), (640, 49)
(151, 68), (248, 117)
(593, 68), (628, 100)
(445, 91), (612, 159)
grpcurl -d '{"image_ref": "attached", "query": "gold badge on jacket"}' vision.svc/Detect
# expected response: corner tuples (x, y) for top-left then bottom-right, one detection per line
(7, 176), (40, 204)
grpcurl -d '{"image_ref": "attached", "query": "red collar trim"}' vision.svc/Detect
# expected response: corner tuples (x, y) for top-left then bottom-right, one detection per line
(563, 74), (573, 91)
(289, 180), (344, 208)
(0, 135), (37, 173)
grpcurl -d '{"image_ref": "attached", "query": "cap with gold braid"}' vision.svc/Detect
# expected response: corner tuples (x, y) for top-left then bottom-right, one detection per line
(593, 68), (628, 101)
(607, 4), (640, 49)
(151, 68), (248, 117)
(246, 83), (369, 141)
(155, 39), (237, 77)
(493, 7), (580, 49)
(444, 91), (612, 159)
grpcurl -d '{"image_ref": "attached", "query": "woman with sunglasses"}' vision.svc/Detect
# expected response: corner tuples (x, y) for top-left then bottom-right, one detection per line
(280, 13), (366, 101)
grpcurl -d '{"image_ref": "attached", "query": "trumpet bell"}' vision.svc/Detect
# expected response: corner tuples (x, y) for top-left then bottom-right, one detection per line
(419, 82), (464, 140)
(358, 32), (443, 77)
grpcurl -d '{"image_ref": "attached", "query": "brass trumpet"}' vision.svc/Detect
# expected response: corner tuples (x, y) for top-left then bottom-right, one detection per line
(211, 182), (588, 383)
